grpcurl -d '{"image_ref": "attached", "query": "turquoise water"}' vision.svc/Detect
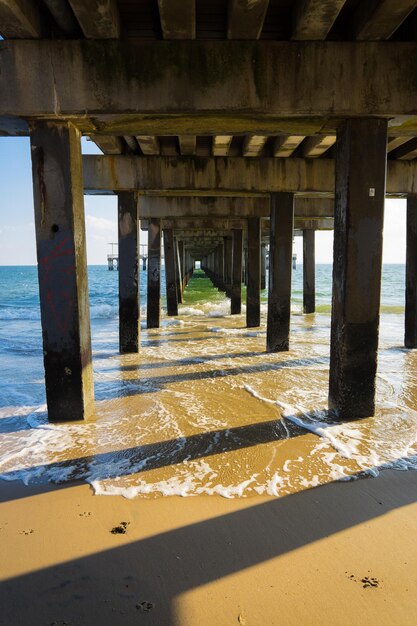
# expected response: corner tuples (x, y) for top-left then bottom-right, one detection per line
(0, 263), (406, 410)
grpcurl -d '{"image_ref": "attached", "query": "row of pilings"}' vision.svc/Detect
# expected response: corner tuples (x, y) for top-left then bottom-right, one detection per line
(28, 118), (417, 424)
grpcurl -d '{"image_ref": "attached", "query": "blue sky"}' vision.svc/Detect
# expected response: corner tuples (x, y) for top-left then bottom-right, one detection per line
(0, 136), (407, 265)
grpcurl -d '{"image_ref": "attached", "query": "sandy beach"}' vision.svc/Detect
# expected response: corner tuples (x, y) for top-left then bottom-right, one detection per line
(1, 470), (417, 625)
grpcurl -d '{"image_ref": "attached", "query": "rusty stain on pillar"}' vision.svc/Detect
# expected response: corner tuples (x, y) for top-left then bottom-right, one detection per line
(303, 229), (316, 314)
(30, 121), (94, 421)
(247, 217), (261, 327)
(231, 229), (243, 314)
(266, 193), (294, 351)
(329, 118), (387, 419)
(164, 228), (178, 316)
(118, 192), (140, 353)
(147, 218), (161, 328)
(405, 196), (417, 348)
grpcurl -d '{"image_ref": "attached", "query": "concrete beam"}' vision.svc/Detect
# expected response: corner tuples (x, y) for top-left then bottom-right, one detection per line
(4, 41), (417, 135)
(292, 0), (347, 40)
(68, 0), (120, 38)
(227, 0), (269, 39)
(352, 0), (417, 41)
(136, 196), (335, 218)
(158, 0), (195, 40)
(0, 0), (42, 38)
(83, 155), (417, 196)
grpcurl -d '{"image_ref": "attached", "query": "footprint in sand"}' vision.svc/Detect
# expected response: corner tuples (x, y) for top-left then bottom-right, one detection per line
(79, 511), (92, 517)
(136, 601), (155, 613)
(20, 529), (34, 535)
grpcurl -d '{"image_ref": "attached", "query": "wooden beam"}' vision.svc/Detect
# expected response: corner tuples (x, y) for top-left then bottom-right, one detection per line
(179, 135), (196, 156)
(292, 0), (347, 40)
(227, 0), (269, 39)
(68, 0), (120, 38)
(158, 0), (195, 39)
(136, 136), (160, 156)
(0, 0), (42, 38)
(213, 136), (233, 156)
(390, 137), (417, 160)
(301, 135), (336, 157)
(353, 0), (417, 41)
(243, 135), (268, 157)
(387, 137), (412, 153)
(273, 135), (305, 157)
(90, 135), (123, 154)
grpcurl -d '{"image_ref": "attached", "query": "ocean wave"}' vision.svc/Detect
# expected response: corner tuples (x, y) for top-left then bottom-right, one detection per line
(0, 308), (40, 320)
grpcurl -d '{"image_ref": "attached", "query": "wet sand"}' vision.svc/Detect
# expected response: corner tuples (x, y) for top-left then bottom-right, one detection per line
(1, 470), (417, 625)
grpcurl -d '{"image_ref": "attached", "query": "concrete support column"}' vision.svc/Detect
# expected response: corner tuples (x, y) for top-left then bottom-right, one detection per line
(261, 244), (267, 290)
(247, 217), (261, 327)
(231, 229), (243, 314)
(175, 238), (183, 304)
(118, 192), (139, 353)
(329, 118), (387, 419)
(303, 230), (315, 314)
(30, 120), (94, 421)
(266, 193), (294, 351)
(224, 237), (233, 298)
(178, 240), (185, 291)
(164, 228), (178, 316)
(147, 218), (161, 328)
(405, 197), (417, 348)
(218, 243), (225, 291)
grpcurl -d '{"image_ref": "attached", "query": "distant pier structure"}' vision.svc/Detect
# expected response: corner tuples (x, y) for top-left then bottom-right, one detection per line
(108, 243), (148, 271)
(4, 1), (417, 422)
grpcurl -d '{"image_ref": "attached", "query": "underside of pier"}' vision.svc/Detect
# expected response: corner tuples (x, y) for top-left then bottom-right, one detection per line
(2, 0), (417, 421)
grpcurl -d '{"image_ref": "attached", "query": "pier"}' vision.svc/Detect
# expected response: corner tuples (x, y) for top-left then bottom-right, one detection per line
(3, 3), (417, 625)
(107, 242), (148, 271)
(1, 0), (417, 421)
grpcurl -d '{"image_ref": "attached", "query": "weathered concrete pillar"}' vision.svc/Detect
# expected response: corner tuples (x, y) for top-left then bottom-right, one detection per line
(266, 193), (294, 351)
(329, 118), (387, 419)
(178, 240), (185, 291)
(147, 218), (161, 328)
(118, 192), (139, 353)
(247, 217), (261, 327)
(231, 229), (243, 314)
(30, 121), (94, 421)
(164, 228), (178, 316)
(405, 197), (417, 348)
(175, 238), (183, 304)
(303, 229), (315, 314)
(218, 243), (225, 291)
(224, 236), (233, 298)
(261, 244), (267, 290)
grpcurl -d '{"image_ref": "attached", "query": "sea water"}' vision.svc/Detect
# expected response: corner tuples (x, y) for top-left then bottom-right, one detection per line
(1, 264), (417, 498)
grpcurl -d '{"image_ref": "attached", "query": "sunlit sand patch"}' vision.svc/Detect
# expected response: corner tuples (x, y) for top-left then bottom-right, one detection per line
(1, 305), (417, 499)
